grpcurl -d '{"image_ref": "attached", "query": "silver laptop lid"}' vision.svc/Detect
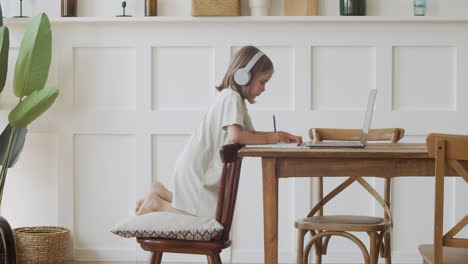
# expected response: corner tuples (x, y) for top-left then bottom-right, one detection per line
(360, 89), (377, 145)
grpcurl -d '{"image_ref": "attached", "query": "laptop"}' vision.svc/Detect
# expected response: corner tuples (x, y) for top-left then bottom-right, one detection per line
(303, 89), (377, 148)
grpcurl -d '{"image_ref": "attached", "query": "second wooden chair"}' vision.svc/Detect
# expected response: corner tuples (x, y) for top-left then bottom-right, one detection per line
(295, 128), (405, 264)
(419, 134), (468, 264)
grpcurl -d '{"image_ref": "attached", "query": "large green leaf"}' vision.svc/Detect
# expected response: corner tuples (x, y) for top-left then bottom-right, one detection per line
(0, 124), (27, 168)
(8, 86), (58, 128)
(0, 26), (9, 93)
(13, 13), (52, 98)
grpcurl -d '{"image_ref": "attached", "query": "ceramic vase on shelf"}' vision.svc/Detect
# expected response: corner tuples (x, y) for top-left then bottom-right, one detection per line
(340, 0), (366, 16)
(145, 0), (157, 16)
(61, 0), (77, 17)
(249, 0), (271, 16)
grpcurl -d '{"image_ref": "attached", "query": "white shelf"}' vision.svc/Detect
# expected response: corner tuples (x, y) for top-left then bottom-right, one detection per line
(4, 16), (468, 25)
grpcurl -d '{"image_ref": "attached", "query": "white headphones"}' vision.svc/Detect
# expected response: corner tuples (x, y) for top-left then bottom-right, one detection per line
(234, 51), (265, 86)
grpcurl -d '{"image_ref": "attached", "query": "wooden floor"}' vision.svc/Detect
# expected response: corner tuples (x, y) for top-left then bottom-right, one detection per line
(68, 262), (203, 264)
(68, 262), (252, 264)
(68, 262), (257, 264)
(66, 261), (256, 264)
(68, 262), (195, 264)
(69, 262), (147, 264)
(68, 262), (146, 264)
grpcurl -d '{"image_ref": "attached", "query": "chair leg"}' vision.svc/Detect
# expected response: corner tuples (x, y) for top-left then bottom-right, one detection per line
(380, 238), (385, 257)
(296, 229), (307, 264)
(213, 254), (222, 264)
(315, 251), (322, 264)
(368, 232), (378, 264)
(207, 255), (214, 264)
(322, 235), (331, 255)
(315, 231), (323, 264)
(384, 231), (392, 264)
(303, 238), (315, 264)
(149, 252), (163, 264)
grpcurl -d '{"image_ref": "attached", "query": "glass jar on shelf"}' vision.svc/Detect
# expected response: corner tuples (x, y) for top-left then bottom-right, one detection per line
(414, 0), (427, 16)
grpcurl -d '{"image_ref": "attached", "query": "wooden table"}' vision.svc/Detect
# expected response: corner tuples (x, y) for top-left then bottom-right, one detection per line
(239, 143), (459, 264)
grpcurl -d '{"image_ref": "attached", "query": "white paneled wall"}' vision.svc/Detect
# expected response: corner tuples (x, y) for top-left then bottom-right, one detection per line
(1, 16), (468, 264)
(312, 46), (376, 111)
(73, 47), (137, 110)
(392, 46), (456, 111)
(152, 47), (214, 110)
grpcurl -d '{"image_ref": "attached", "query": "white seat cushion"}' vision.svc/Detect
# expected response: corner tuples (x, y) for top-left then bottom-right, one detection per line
(111, 212), (224, 241)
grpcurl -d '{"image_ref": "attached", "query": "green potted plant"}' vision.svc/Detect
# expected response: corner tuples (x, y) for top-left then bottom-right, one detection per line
(0, 4), (64, 263)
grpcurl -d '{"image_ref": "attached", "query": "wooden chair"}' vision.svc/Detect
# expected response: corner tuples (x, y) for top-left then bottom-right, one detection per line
(137, 144), (244, 264)
(295, 128), (405, 264)
(419, 134), (468, 264)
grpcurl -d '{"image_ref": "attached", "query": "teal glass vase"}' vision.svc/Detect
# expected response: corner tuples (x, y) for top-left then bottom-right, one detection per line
(414, 0), (426, 16)
(340, 0), (366, 16)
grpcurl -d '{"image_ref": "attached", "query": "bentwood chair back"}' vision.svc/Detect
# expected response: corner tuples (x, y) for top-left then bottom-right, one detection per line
(295, 128), (405, 264)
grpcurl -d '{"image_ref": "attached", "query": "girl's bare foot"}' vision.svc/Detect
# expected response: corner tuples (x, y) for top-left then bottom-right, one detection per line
(135, 199), (144, 215)
(136, 192), (190, 216)
(136, 180), (189, 216)
(136, 192), (172, 215)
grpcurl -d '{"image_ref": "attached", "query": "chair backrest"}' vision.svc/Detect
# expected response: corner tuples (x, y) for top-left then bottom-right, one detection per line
(426, 133), (468, 264)
(215, 143), (244, 242)
(310, 128), (405, 142)
(307, 128), (405, 223)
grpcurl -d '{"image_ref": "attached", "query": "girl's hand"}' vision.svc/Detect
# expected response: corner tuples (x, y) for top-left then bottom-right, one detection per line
(270, 132), (303, 144)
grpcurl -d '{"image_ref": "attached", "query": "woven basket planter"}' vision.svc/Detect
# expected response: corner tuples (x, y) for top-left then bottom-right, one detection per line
(192, 0), (241, 16)
(14, 226), (70, 264)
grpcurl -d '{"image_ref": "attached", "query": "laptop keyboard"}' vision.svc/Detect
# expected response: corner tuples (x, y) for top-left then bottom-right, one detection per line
(305, 141), (364, 147)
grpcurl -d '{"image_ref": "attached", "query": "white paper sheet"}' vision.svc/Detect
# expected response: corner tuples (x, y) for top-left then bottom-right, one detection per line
(245, 143), (308, 149)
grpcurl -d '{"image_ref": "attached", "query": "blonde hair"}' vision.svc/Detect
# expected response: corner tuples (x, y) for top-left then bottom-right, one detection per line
(216, 46), (274, 103)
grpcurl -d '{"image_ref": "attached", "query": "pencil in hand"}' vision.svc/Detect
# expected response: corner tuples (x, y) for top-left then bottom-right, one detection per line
(273, 115), (276, 133)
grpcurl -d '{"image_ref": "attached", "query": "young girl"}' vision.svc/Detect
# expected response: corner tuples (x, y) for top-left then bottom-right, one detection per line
(136, 46), (302, 217)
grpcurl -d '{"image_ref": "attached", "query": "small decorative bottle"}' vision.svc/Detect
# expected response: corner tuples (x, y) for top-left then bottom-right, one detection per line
(414, 0), (426, 16)
(61, 0), (77, 17)
(145, 0), (157, 16)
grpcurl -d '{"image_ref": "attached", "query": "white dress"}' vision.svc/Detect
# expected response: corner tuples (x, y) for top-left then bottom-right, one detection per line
(171, 89), (254, 217)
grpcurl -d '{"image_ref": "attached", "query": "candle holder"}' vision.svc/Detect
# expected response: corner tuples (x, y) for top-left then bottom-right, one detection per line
(116, 1), (132, 17)
(13, 0), (28, 18)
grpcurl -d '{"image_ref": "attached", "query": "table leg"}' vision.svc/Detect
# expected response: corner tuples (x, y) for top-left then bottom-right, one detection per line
(262, 158), (278, 264)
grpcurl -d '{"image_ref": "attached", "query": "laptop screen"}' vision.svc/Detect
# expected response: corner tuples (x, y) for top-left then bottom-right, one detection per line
(360, 89), (377, 144)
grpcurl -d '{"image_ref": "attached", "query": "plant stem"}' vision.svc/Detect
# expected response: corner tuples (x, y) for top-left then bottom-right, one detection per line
(0, 126), (17, 206)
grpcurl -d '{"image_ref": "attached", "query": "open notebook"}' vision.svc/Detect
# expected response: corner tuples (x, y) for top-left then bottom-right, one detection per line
(245, 143), (308, 149)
